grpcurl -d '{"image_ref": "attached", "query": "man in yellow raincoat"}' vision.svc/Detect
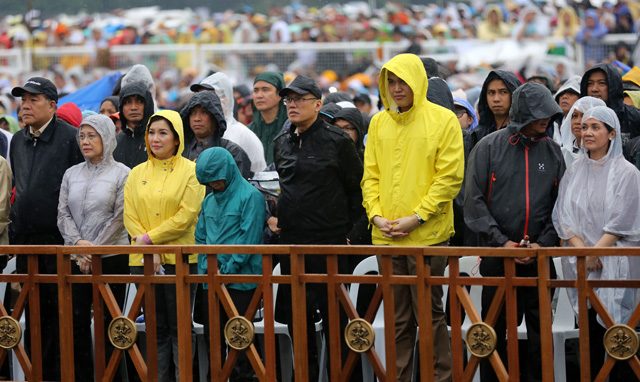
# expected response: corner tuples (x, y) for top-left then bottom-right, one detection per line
(362, 53), (464, 381)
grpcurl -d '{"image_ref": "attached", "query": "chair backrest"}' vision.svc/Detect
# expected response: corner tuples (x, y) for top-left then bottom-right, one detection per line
(552, 257), (576, 325)
(0, 257), (16, 304)
(457, 256), (482, 327)
(271, 263), (281, 310)
(348, 256), (383, 322)
(123, 282), (137, 316)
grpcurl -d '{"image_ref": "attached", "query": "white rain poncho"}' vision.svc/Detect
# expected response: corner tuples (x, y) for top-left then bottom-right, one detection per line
(552, 105), (640, 326)
(558, 96), (606, 167)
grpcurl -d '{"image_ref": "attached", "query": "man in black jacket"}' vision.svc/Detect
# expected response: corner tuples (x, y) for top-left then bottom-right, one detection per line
(580, 63), (640, 159)
(464, 82), (564, 382)
(468, 70), (522, 152)
(273, 75), (363, 381)
(10, 77), (83, 380)
(114, 81), (155, 168)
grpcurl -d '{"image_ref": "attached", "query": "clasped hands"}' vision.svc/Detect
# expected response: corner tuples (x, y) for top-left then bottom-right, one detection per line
(372, 215), (420, 238)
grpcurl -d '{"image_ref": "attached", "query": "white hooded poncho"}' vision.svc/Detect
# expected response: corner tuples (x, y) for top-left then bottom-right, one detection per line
(552, 105), (640, 326)
(558, 96), (606, 167)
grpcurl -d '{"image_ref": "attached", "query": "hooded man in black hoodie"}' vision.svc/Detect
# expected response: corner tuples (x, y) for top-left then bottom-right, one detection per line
(114, 81), (155, 168)
(180, 91), (252, 178)
(581, 63), (640, 158)
(465, 82), (564, 382)
(468, 70), (522, 152)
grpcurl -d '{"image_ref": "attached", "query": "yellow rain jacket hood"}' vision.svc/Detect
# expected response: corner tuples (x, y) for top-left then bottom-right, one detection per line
(362, 53), (464, 246)
(124, 110), (205, 266)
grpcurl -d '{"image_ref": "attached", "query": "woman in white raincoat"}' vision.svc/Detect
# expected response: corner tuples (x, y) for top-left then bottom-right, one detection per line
(552, 105), (640, 379)
(558, 96), (606, 167)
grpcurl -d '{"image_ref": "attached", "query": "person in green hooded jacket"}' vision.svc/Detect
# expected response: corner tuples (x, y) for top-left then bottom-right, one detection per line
(248, 71), (288, 166)
(195, 147), (265, 381)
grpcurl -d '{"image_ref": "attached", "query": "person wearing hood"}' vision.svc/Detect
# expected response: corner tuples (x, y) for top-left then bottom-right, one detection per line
(120, 64), (158, 111)
(622, 66), (640, 91)
(273, 75), (363, 381)
(580, 63), (640, 157)
(0, 115), (20, 134)
(464, 82), (564, 382)
(362, 53), (464, 382)
(477, 5), (510, 41)
(123, 110), (205, 381)
(576, 10), (609, 65)
(194, 147), (265, 381)
(100, 96), (119, 116)
(552, 75), (581, 143)
(451, 97), (478, 247)
(554, 6), (580, 40)
(552, 106), (640, 381)
(57, 114), (130, 381)
(468, 70), (522, 151)
(427, 77), (455, 111)
(114, 81), (155, 168)
(10, 77), (84, 380)
(191, 72), (266, 174)
(332, 104), (371, 247)
(624, 90), (640, 108)
(180, 91), (252, 179)
(249, 72), (288, 166)
(558, 96), (606, 168)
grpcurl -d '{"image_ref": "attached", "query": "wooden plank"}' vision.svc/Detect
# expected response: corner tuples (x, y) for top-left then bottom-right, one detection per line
(536, 253), (555, 382)
(576, 257), (591, 382)
(174, 250), (193, 382)
(290, 248), (310, 382)
(56, 251), (75, 381)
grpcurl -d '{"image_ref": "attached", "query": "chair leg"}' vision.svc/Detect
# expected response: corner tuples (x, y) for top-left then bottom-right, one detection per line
(553, 335), (567, 382)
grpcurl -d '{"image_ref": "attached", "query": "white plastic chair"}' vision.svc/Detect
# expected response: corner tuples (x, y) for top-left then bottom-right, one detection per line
(550, 256), (579, 382)
(348, 256), (383, 382)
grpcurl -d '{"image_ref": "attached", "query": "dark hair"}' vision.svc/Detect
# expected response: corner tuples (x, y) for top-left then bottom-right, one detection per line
(101, 96), (119, 110)
(604, 122), (615, 132)
(147, 115), (180, 155)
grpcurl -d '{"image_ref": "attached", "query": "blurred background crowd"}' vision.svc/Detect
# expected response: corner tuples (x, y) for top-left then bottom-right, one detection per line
(0, 0), (638, 120)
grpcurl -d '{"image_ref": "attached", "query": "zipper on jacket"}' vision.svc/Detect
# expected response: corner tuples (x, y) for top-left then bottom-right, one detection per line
(487, 171), (496, 207)
(523, 146), (530, 238)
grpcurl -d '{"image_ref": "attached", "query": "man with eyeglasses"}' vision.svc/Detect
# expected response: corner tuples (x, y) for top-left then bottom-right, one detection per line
(273, 75), (364, 381)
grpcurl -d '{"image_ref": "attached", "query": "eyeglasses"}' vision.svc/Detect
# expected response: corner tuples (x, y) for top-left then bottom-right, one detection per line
(283, 96), (318, 106)
(79, 133), (100, 141)
(454, 109), (467, 118)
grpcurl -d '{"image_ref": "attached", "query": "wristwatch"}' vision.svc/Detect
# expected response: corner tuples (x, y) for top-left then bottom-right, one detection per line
(414, 213), (425, 225)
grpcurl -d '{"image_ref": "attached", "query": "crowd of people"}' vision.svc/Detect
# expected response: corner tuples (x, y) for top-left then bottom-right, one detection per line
(0, 47), (639, 381)
(2, 1), (638, 49)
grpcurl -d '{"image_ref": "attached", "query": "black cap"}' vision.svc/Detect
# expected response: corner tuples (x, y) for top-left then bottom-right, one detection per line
(279, 75), (322, 99)
(12, 77), (58, 102)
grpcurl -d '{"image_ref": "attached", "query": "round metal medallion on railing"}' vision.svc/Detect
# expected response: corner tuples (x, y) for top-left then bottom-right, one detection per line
(345, 318), (375, 353)
(604, 324), (639, 361)
(224, 316), (254, 350)
(108, 316), (137, 350)
(0, 316), (22, 349)
(465, 322), (497, 358)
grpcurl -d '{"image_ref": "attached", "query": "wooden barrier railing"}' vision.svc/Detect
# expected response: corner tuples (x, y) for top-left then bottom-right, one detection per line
(0, 245), (638, 381)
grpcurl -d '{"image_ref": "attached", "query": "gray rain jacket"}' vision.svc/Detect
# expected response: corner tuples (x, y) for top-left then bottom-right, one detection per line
(464, 82), (565, 248)
(57, 114), (130, 246)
